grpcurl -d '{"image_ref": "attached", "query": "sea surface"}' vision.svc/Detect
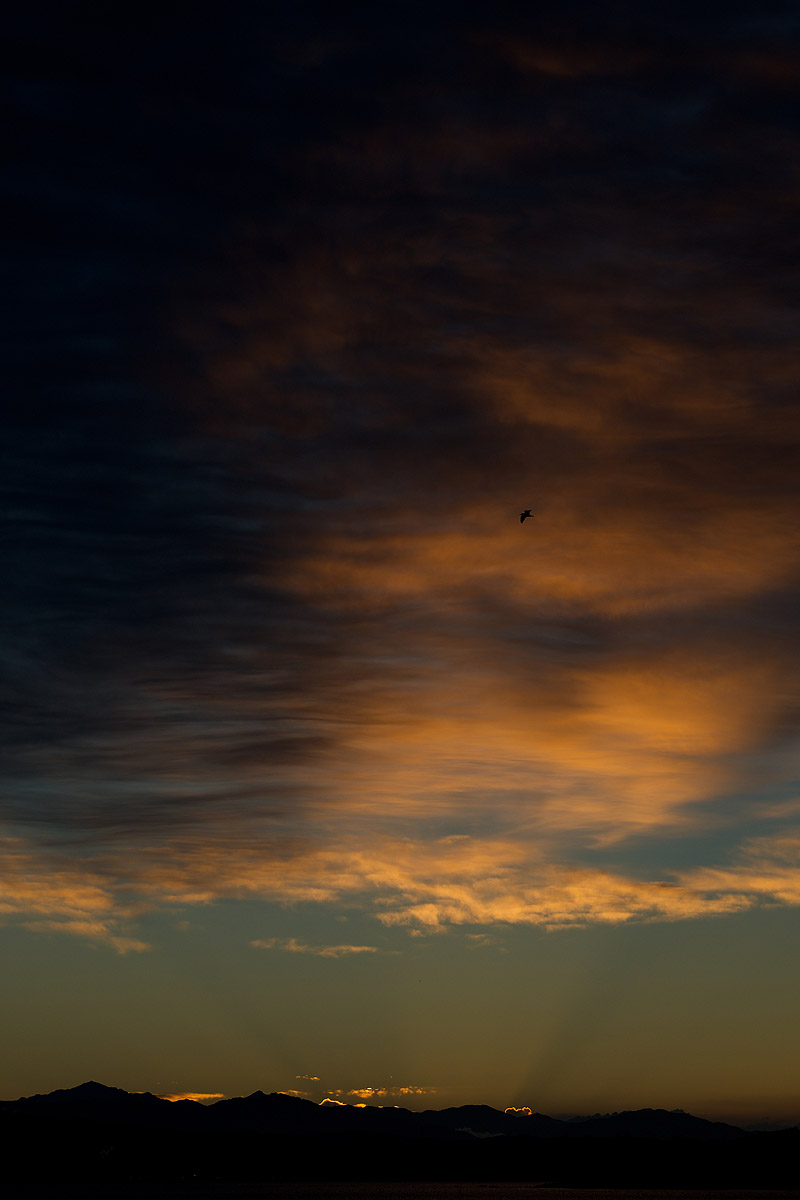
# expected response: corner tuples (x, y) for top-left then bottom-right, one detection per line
(5, 1185), (799, 1200)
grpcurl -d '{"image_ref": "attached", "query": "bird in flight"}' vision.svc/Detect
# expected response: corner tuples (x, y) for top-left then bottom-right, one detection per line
(520, 509), (533, 524)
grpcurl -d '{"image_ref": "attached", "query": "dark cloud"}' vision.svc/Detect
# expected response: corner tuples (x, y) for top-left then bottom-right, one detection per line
(2, 2), (800, 934)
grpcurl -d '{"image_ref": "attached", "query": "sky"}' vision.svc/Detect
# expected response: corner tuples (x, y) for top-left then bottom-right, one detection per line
(3, 1), (800, 1124)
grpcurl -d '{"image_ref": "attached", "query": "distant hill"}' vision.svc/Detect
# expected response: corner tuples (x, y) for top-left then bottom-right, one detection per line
(418, 1103), (567, 1138)
(2, 1082), (798, 1187)
(3, 1080), (209, 1131)
(563, 1107), (743, 1141)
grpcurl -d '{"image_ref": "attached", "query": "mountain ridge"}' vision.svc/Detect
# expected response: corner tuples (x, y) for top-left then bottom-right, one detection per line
(3, 1083), (799, 1186)
(0, 1080), (751, 1139)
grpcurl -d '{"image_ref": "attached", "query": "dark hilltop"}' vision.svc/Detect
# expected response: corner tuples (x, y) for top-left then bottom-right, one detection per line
(2, 1082), (798, 1188)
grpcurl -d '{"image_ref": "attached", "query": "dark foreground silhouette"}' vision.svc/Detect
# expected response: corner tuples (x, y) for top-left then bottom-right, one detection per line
(1, 1082), (798, 1187)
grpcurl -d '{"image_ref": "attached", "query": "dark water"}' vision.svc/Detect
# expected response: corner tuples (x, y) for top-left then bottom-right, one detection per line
(6, 1185), (799, 1200)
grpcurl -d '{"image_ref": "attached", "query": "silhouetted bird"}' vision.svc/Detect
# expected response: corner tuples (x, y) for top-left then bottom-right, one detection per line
(520, 509), (533, 523)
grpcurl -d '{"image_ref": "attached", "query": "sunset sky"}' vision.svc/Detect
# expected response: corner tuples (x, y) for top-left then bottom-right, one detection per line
(4, 2), (800, 1124)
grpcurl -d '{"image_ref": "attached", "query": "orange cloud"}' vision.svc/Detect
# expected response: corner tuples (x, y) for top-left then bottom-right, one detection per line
(158, 1092), (224, 1103)
(6, 827), (800, 949)
(164, 605), (783, 856)
(681, 835), (800, 906)
(285, 486), (799, 626)
(252, 937), (379, 957)
(235, 832), (800, 930)
(1, 837), (149, 953)
(346, 1085), (436, 1100)
(323, 1085), (435, 1104)
(21, 919), (149, 955)
(0, 838), (116, 916)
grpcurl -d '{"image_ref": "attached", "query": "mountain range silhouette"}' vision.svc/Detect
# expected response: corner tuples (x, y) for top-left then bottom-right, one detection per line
(2, 1081), (746, 1138)
(2, 1082), (798, 1187)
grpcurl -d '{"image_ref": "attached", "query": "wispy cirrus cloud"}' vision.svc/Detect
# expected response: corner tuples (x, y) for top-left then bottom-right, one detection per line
(0, 837), (149, 953)
(4, 830), (800, 951)
(20, 919), (149, 955)
(252, 937), (380, 958)
(329, 1085), (437, 1101)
